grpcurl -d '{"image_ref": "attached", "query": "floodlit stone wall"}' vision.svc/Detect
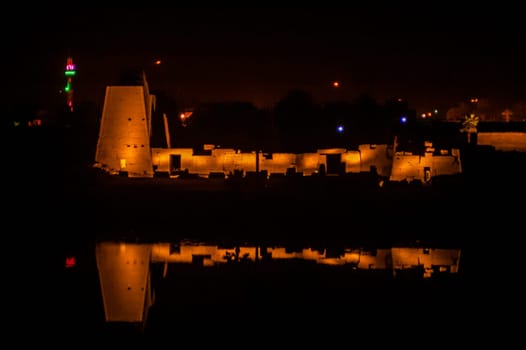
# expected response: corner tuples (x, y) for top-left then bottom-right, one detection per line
(358, 144), (393, 176)
(151, 146), (398, 178)
(477, 132), (526, 152)
(390, 148), (462, 182)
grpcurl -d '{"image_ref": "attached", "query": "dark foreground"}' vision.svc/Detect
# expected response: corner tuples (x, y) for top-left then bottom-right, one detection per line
(6, 128), (525, 344)
(13, 170), (523, 345)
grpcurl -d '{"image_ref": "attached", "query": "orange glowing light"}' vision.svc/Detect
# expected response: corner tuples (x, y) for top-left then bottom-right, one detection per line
(155, 60), (162, 65)
(332, 81), (340, 88)
(180, 111), (193, 120)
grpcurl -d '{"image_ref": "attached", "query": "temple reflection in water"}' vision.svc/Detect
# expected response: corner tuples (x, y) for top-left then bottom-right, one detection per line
(95, 240), (461, 330)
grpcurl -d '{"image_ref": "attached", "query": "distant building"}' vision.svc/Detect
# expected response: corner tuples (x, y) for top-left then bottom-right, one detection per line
(476, 122), (526, 152)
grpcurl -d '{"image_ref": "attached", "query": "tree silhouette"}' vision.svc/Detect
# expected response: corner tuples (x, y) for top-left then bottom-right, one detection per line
(273, 89), (321, 152)
(184, 102), (271, 150)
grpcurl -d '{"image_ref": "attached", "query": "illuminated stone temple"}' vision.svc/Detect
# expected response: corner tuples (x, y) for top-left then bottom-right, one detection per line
(94, 73), (463, 183)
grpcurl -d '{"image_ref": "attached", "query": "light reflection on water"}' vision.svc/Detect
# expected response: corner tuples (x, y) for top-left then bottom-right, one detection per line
(94, 239), (462, 332)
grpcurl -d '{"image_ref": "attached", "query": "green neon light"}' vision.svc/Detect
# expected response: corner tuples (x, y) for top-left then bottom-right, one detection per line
(64, 82), (71, 92)
(65, 71), (76, 76)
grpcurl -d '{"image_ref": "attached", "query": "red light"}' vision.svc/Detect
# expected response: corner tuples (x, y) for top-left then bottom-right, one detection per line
(65, 256), (76, 268)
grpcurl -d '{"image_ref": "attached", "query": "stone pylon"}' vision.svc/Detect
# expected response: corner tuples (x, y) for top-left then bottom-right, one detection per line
(95, 71), (156, 177)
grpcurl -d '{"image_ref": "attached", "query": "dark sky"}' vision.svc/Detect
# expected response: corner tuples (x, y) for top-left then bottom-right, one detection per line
(3, 6), (525, 113)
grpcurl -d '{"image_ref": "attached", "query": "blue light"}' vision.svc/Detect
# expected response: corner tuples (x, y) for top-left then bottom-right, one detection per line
(400, 116), (407, 123)
(337, 125), (344, 133)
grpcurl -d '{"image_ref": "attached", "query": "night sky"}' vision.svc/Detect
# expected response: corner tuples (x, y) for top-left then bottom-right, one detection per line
(3, 6), (525, 113)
